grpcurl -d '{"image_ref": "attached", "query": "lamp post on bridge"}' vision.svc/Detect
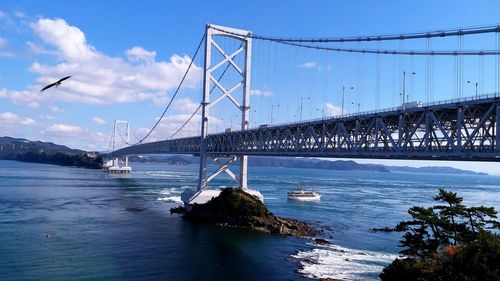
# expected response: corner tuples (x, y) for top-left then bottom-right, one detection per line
(341, 86), (354, 116)
(467, 80), (479, 98)
(352, 102), (361, 114)
(300, 97), (311, 121)
(402, 71), (416, 108)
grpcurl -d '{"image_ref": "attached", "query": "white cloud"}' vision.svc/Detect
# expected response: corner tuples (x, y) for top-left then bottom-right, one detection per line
(134, 114), (225, 142)
(4, 18), (201, 106)
(92, 116), (106, 125)
(1, 17), (202, 107)
(0, 112), (37, 126)
(125, 46), (156, 64)
(299, 61), (318, 69)
(39, 114), (55, 120)
(26, 41), (57, 56)
(48, 105), (64, 112)
(31, 18), (97, 61)
(250, 89), (274, 97)
(2, 88), (44, 107)
(48, 123), (83, 134)
(0, 36), (14, 57)
(38, 128), (110, 151)
(19, 118), (36, 125)
(0, 112), (18, 122)
(173, 98), (200, 113)
(323, 102), (343, 116)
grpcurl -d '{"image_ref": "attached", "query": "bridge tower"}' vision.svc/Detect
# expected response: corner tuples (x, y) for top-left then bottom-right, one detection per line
(184, 24), (262, 205)
(107, 120), (131, 173)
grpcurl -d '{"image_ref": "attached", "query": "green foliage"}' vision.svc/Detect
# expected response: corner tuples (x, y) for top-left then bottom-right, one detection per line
(12, 151), (103, 169)
(378, 189), (500, 281)
(381, 233), (500, 281)
(380, 258), (427, 281)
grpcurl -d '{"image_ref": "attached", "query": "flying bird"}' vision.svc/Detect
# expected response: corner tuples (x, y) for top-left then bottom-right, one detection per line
(40, 76), (72, 92)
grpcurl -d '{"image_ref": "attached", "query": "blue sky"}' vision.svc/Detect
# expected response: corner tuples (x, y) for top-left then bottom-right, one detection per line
(1, 0), (500, 173)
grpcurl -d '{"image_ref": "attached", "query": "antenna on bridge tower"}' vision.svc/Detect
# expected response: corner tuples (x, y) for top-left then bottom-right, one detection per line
(190, 24), (262, 204)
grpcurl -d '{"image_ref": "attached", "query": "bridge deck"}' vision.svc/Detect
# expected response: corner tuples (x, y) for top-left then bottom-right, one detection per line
(107, 94), (500, 161)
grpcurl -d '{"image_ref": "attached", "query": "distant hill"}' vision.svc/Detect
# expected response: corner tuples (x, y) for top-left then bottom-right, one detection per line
(2, 135), (484, 175)
(131, 155), (486, 175)
(0, 136), (102, 169)
(382, 165), (487, 176)
(247, 157), (389, 172)
(129, 155), (191, 165)
(131, 155), (388, 172)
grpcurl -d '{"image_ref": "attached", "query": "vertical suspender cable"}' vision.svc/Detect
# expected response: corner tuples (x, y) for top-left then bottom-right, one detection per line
(392, 52), (397, 106)
(410, 55), (415, 101)
(399, 39), (404, 104)
(430, 51), (434, 102)
(479, 54), (484, 96)
(425, 37), (430, 102)
(323, 46), (328, 116)
(356, 41), (363, 113)
(496, 29), (499, 93)
(460, 34), (464, 98)
(376, 52), (381, 110)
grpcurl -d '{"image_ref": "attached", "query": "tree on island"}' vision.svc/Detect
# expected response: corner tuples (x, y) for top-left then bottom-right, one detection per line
(374, 189), (500, 281)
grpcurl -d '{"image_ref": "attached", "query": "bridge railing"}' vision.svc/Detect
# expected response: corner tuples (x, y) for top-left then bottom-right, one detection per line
(249, 92), (500, 130)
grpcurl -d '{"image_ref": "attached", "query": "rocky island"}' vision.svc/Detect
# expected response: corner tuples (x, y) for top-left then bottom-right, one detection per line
(176, 188), (316, 237)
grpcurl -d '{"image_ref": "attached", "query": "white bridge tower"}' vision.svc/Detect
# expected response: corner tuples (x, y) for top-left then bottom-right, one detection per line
(107, 120), (132, 173)
(183, 24), (262, 205)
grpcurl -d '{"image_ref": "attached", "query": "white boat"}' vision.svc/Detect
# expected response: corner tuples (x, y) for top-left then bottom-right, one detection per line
(287, 189), (321, 201)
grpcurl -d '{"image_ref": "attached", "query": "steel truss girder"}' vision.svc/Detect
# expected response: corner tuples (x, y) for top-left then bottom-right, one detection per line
(110, 97), (500, 162)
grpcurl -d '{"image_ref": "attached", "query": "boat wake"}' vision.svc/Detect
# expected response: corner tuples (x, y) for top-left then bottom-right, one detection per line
(292, 242), (398, 280)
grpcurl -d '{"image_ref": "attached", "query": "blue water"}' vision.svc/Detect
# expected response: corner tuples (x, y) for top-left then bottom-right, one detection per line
(1, 160), (499, 280)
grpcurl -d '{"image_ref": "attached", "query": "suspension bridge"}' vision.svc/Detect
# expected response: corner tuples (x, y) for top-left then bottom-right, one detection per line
(104, 24), (500, 206)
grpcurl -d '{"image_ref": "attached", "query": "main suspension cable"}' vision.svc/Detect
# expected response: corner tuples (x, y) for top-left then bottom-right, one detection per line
(135, 33), (205, 144)
(212, 24), (500, 43)
(211, 25), (500, 56)
(168, 41), (245, 139)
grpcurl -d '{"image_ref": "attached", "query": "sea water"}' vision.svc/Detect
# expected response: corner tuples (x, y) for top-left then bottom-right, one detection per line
(1, 160), (499, 280)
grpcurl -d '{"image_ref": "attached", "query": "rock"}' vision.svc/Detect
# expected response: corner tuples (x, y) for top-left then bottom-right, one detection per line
(170, 206), (187, 214)
(315, 238), (331, 245)
(185, 188), (316, 237)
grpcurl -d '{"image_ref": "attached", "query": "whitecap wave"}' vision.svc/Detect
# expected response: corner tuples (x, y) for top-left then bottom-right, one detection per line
(292, 243), (398, 280)
(158, 186), (192, 196)
(158, 188), (179, 196)
(157, 196), (183, 204)
(145, 171), (187, 178)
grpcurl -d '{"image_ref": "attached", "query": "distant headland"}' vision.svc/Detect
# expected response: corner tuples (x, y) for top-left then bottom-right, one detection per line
(0, 136), (488, 175)
(0, 136), (102, 169)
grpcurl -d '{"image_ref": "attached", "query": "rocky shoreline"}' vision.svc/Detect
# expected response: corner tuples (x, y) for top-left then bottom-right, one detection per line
(171, 188), (316, 237)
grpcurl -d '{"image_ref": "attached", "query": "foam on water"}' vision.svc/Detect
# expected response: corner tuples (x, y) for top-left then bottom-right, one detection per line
(157, 196), (183, 204)
(158, 186), (192, 195)
(292, 243), (398, 280)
